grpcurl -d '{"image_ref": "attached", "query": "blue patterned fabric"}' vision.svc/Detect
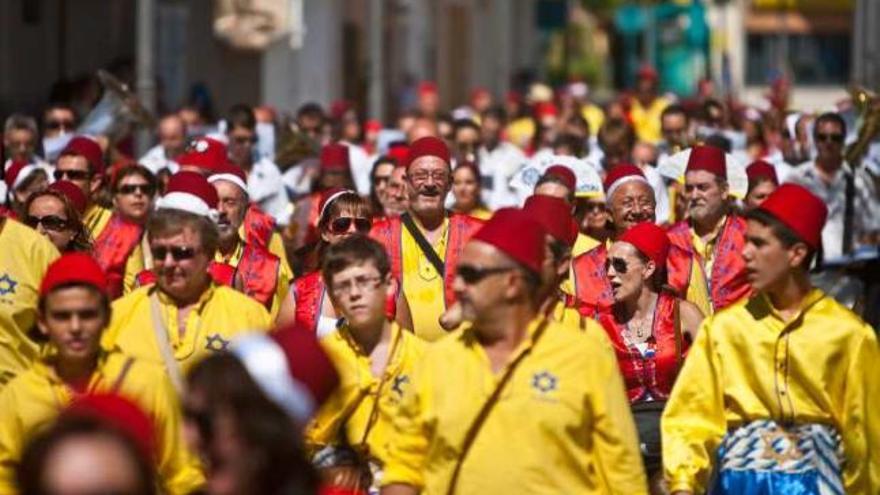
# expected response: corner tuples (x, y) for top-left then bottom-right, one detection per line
(711, 420), (844, 495)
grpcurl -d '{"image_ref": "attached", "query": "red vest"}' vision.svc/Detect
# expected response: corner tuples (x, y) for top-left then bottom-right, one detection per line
(92, 213), (144, 299)
(243, 204), (276, 249)
(597, 291), (685, 402)
(369, 213), (484, 307)
(571, 244), (614, 310)
(293, 270), (400, 333)
(666, 215), (751, 312)
(210, 243), (281, 309)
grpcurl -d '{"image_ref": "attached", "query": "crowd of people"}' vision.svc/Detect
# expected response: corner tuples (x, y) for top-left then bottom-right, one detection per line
(0, 67), (878, 495)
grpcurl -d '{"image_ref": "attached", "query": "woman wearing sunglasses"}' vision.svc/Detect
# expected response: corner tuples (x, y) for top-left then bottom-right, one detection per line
(450, 161), (491, 220)
(278, 189), (413, 335)
(23, 181), (92, 253)
(92, 164), (157, 298)
(593, 222), (703, 492)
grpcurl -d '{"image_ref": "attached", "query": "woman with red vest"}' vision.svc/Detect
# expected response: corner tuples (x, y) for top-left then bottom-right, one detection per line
(277, 189), (412, 335)
(594, 222), (703, 489)
(91, 164), (157, 299)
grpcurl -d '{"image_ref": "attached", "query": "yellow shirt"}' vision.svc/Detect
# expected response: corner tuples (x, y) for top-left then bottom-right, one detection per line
(122, 235), (150, 296)
(214, 241), (293, 320)
(506, 118), (535, 149)
(581, 103), (606, 137)
(0, 351), (204, 495)
(0, 219), (59, 386)
(307, 322), (425, 469)
(83, 204), (113, 239)
(684, 218), (727, 316)
(382, 318), (647, 494)
(661, 289), (880, 494)
(103, 285), (272, 376)
(630, 96), (670, 144)
(401, 218), (448, 342)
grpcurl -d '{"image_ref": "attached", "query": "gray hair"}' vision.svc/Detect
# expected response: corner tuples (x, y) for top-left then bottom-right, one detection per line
(4, 113), (38, 136)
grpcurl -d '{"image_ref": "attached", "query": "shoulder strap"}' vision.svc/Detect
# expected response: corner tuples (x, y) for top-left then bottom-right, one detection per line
(673, 297), (683, 370)
(843, 170), (855, 255)
(446, 319), (550, 495)
(110, 357), (135, 393)
(148, 292), (186, 395)
(400, 212), (445, 277)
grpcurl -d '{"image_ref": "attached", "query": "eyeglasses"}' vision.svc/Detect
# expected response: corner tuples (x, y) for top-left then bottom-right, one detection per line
(25, 215), (70, 231)
(329, 217), (372, 235)
(456, 264), (516, 284)
(117, 184), (155, 196)
(604, 257), (630, 275)
(231, 135), (257, 145)
(408, 171), (449, 184)
(330, 275), (384, 297)
(45, 119), (75, 131)
(53, 169), (90, 181)
(151, 245), (198, 262)
(816, 132), (844, 144)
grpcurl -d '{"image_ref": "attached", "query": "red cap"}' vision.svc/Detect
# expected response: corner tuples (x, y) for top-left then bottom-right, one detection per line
(603, 163), (648, 196)
(418, 81), (438, 97)
(40, 252), (108, 297)
(471, 208), (546, 274)
(755, 183), (827, 250)
(60, 136), (105, 176)
(176, 137), (228, 173)
(543, 165), (576, 192)
(685, 145), (726, 179)
(386, 142), (410, 168)
(330, 100), (353, 120)
(4, 160), (38, 191)
(523, 195), (578, 248)
(48, 180), (88, 215)
(365, 119), (382, 133)
(746, 159), (778, 186)
(156, 171), (219, 219)
(637, 65), (659, 82)
(534, 101), (558, 119)
(64, 392), (157, 462)
(618, 222), (670, 268)
(207, 162), (248, 192)
(320, 143), (351, 172)
(405, 136), (450, 169)
(470, 87), (490, 104)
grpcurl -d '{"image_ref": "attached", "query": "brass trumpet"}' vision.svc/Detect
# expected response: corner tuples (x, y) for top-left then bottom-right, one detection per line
(845, 85), (880, 166)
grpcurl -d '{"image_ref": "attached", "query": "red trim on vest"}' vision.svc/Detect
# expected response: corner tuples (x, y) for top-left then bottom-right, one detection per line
(597, 291), (685, 402)
(92, 214), (144, 299)
(666, 215), (751, 311)
(293, 271), (324, 333)
(209, 244), (279, 309)
(571, 244), (614, 310)
(134, 270), (156, 287)
(243, 204), (276, 248)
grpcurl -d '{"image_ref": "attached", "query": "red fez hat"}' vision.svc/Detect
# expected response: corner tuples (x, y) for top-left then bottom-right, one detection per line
(64, 393), (157, 462)
(176, 137), (228, 173)
(387, 142), (410, 168)
(207, 162), (248, 192)
(40, 252), (108, 297)
(156, 171), (219, 220)
(418, 81), (438, 97)
(61, 136), (105, 176)
(637, 65), (659, 82)
(618, 222), (670, 268)
(365, 119), (382, 133)
(232, 324), (340, 423)
(4, 160), (39, 191)
(746, 159), (778, 186)
(603, 163), (648, 197)
(405, 136), (450, 169)
(534, 101), (558, 119)
(471, 208), (546, 274)
(320, 143), (351, 172)
(330, 100), (353, 121)
(686, 145), (726, 179)
(48, 180), (88, 215)
(543, 165), (576, 192)
(523, 195), (578, 248)
(755, 183), (827, 250)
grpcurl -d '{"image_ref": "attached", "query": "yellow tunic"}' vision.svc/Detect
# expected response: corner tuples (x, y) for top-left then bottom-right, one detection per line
(214, 241), (292, 320)
(401, 218), (448, 342)
(683, 219), (726, 317)
(306, 322), (425, 470)
(581, 103), (606, 137)
(83, 204), (113, 240)
(122, 235), (150, 296)
(103, 285), (272, 376)
(0, 219), (59, 386)
(661, 289), (880, 494)
(382, 318), (648, 494)
(630, 96), (670, 144)
(0, 351), (204, 495)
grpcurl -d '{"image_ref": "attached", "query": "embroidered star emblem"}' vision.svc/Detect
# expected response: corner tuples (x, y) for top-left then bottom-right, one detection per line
(531, 370), (558, 394)
(0, 274), (18, 296)
(391, 374), (409, 396)
(205, 334), (230, 352)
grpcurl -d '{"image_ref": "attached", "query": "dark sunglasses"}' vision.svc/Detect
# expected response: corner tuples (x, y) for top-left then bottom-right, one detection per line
(117, 184), (155, 196)
(45, 119), (75, 131)
(53, 169), (90, 181)
(231, 135), (257, 145)
(25, 215), (70, 231)
(605, 257), (630, 275)
(151, 245), (198, 261)
(329, 217), (372, 235)
(457, 264), (515, 284)
(816, 132), (844, 144)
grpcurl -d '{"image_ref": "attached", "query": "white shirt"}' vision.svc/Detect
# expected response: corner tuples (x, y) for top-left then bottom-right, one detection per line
(138, 145), (180, 175)
(478, 142), (528, 209)
(641, 164), (670, 225)
(247, 157), (291, 226)
(342, 141), (373, 197)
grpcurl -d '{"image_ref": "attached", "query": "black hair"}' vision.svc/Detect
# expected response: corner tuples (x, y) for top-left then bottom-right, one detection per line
(452, 118), (480, 135)
(227, 103), (257, 131)
(661, 104), (689, 123)
(703, 134), (732, 153)
(322, 234), (391, 287)
(745, 208), (816, 269)
(482, 105), (507, 123)
(812, 112), (846, 137)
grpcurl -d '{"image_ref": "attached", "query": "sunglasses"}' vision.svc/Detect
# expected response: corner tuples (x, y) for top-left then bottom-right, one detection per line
(117, 184), (155, 196)
(45, 119), (75, 131)
(25, 215), (70, 231)
(53, 169), (90, 181)
(816, 133), (844, 144)
(329, 217), (372, 235)
(231, 135), (257, 145)
(605, 257), (630, 275)
(151, 245), (198, 261)
(457, 264), (515, 284)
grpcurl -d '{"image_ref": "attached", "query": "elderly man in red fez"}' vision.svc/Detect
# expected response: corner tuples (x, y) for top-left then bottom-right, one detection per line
(54, 136), (110, 238)
(381, 208), (647, 495)
(665, 145), (750, 316)
(370, 136), (484, 341)
(662, 184), (880, 495)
